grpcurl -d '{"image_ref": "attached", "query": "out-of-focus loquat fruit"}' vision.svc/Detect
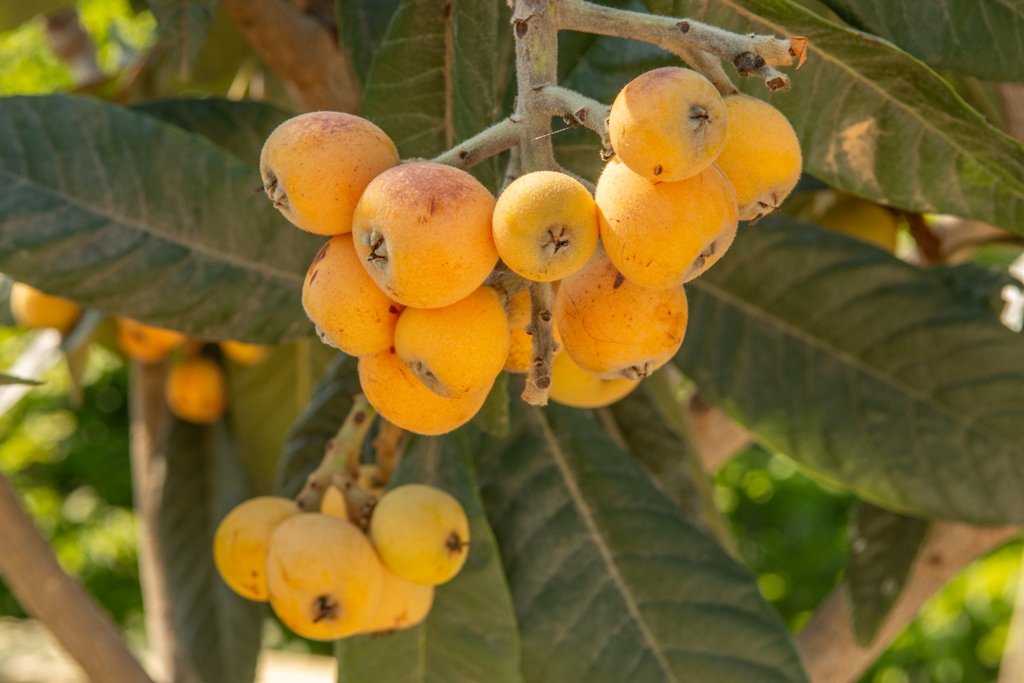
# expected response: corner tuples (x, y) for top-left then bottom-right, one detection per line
(609, 67), (728, 182)
(370, 484), (470, 586)
(116, 318), (187, 363)
(597, 159), (738, 288)
(819, 197), (898, 253)
(555, 249), (688, 380)
(303, 235), (404, 356)
(549, 351), (639, 408)
(714, 94), (802, 221)
(266, 514), (385, 640)
(505, 289), (531, 330)
(10, 283), (81, 333)
(394, 286), (509, 398)
(220, 340), (271, 366)
(321, 486), (349, 520)
(213, 496), (298, 601)
(357, 566), (435, 634)
(492, 171), (599, 282)
(260, 112), (399, 235)
(352, 163), (498, 309)
(358, 348), (491, 436)
(165, 356), (228, 424)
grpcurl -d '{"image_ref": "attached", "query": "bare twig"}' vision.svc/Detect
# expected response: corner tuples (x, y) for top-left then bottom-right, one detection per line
(687, 392), (752, 471)
(44, 9), (105, 88)
(556, 0), (805, 93)
(432, 118), (521, 170)
(535, 85), (612, 154)
(294, 396), (375, 511)
(898, 210), (941, 265)
(797, 522), (1020, 683)
(522, 281), (558, 405)
(0, 473), (155, 683)
(222, 0), (360, 112)
(512, 0), (560, 173)
(485, 261), (530, 306)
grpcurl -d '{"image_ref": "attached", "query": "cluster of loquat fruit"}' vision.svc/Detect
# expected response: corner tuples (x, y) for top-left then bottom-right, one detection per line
(261, 66), (802, 436)
(214, 482), (470, 639)
(8, 282), (269, 424)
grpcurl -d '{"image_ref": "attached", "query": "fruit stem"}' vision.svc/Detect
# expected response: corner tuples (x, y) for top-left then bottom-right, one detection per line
(373, 419), (406, 486)
(432, 117), (521, 170)
(556, 0), (807, 94)
(522, 281), (559, 405)
(536, 86), (612, 156)
(485, 262), (530, 306)
(295, 395), (376, 512)
(511, 0), (560, 174)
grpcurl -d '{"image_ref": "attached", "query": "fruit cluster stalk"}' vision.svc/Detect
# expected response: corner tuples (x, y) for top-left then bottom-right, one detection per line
(295, 395), (376, 512)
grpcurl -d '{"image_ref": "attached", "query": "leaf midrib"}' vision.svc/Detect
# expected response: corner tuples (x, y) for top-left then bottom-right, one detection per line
(688, 276), (1024, 510)
(713, 0), (1024, 199)
(1, 169), (303, 284)
(532, 408), (681, 683)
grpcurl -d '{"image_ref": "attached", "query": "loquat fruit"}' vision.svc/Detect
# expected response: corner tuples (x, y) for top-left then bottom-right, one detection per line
(370, 484), (470, 586)
(321, 485), (349, 521)
(596, 158), (738, 288)
(220, 340), (271, 366)
(303, 234), (404, 356)
(714, 94), (802, 221)
(358, 347), (491, 436)
(116, 318), (187, 364)
(352, 162), (498, 309)
(555, 248), (688, 380)
(492, 171), (599, 282)
(819, 197), (898, 253)
(10, 283), (81, 333)
(549, 351), (639, 408)
(260, 112), (399, 235)
(357, 566), (435, 634)
(266, 514), (385, 640)
(394, 286), (509, 398)
(213, 496), (298, 601)
(165, 356), (228, 424)
(609, 67), (728, 182)
(505, 289), (531, 330)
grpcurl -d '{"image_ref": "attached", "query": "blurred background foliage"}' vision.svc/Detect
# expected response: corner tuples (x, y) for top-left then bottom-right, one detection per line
(0, 1), (1021, 681)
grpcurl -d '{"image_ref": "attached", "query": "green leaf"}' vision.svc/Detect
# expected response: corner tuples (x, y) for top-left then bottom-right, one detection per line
(336, 431), (523, 683)
(227, 339), (337, 496)
(157, 416), (262, 683)
(132, 98), (292, 167)
(0, 374), (42, 386)
(147, 0), (221, 77)
(0, 1), (73, 33)
(274, 354), (361, 498)
(336, 0), (402, 84)
(847, 503), (929, 646)
(477, 403), (808, 683)
(682, 0), (1024, 233)
(361, 0), (500, 189)
(0, 95), (322, 343)
(818, 0), (1024, 81)
(674, 216), (1024, 524)
(472, 371), (511, 437)
(0, 275), (14, 328)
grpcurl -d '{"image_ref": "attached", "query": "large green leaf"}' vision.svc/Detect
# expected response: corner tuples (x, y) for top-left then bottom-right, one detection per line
(0, 96), (322, 343)
(847, 503), (929, 646)
(336, 431), (523, 683)
(675, 216), (1024, 524)
(227, 339), (337, 496)
(147, 0), (221, 76)
(274, 353), (361, 498)
(361, 0), (500, 189)
(684, 0), (1024, 233)
(157, 415), (262, 683)
(336, 0), (402, 85)
(132, 98), (292, 167)
(477, 404), (808, 683)
(818, 0), (1024, 81)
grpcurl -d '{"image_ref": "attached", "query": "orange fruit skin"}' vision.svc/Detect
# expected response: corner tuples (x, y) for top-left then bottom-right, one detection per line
(166, 356), (228, 424)
(609, 67), (728, 182)
(549, 352), (639, 408)
(117, 318), (187, 363)
(358, 348), (491, 435)
(10, 283), (81, 333)
(597, 159), (738, 289)
(260, 112), (399, 235)
(352, 163), (498, 309)
(555, 249), (688, 381)
(303, 234), (404, 356)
